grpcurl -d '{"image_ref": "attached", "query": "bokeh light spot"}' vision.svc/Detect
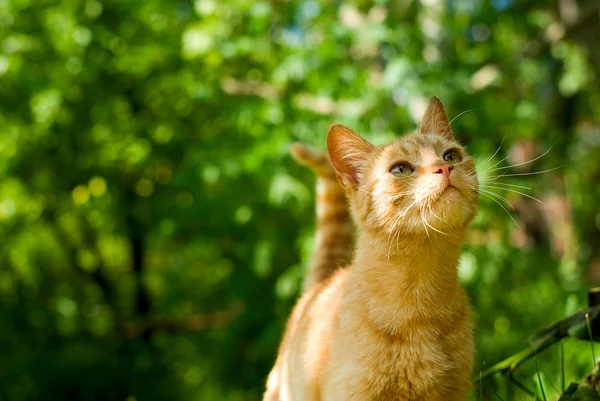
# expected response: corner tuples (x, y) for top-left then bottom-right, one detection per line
(85, 0), (102, 18)
(494, 316), (510, 334)
(152, 125), (174, 144)
(135, 179), (154, 197)
(77, 249), (97, 271)
(72, 185), (90, 204)
(458, 252), (477, 283)
(56, 297), (77, 318)
(184, 366), (203, 386)
(235, 206), (252, 224)
(88, 176), (107, 197)
(182, 29), (212, 59)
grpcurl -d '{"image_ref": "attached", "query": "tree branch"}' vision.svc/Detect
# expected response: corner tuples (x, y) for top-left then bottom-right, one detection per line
(119, 303), (244, 338)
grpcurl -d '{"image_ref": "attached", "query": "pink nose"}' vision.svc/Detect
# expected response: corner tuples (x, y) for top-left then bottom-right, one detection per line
(431, 163), (453, 179)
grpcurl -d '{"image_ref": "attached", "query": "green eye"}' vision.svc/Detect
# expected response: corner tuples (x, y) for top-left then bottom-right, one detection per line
(390, 163), (414, 176)
(443, 149), (462, 163)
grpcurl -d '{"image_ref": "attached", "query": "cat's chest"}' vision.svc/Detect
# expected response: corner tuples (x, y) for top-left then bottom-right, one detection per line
(325, 294), (470, 399)
(362, 334), (451, 397)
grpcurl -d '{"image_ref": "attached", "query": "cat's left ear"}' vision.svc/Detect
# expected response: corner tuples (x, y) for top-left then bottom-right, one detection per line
(327, 124), (374, 189)
(419, 96), (454, 140)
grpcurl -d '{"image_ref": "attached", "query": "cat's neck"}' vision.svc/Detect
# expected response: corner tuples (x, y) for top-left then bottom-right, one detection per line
(349, 228), (467, 335)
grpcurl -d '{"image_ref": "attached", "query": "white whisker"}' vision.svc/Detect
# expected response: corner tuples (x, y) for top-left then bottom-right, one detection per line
(485, 154), (510, 171)
(480, 135), (506, 166)
(479, 189), (515, 211)
(425, 205), (447, 235)
(488, 166), (564, 179)
(484, 185), (553, 210)
(445, 109), (474, 132)
(481, 182), (531, 190)
(480, 192), (525, 234)
(486, 145), (554, 173)
(399, 198), (419, 219)
(387, 212), (405, 260)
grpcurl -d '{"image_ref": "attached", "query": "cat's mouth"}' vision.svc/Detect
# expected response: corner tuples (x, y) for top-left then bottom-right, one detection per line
(438, 182), (457, 194)
(429, 184), (461, 204)
(414, 181), (464, 210)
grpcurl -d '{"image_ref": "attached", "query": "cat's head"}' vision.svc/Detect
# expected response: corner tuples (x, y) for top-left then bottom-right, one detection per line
(327, 97), (479, 238)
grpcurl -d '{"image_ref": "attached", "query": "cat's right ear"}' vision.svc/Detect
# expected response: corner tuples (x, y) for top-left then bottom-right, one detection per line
(419, 96), (453, 140)
(327, 124), (374, 189)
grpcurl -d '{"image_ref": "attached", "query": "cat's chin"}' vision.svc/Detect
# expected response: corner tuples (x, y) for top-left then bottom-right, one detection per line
(420, 188), (474, 229)
(426, 184), (462, 206)
(440, 184), (460, 196)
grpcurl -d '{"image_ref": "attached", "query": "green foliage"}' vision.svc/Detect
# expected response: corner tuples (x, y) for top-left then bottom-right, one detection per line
(0, 0), (599, 400)
(559, 362), (600, 401)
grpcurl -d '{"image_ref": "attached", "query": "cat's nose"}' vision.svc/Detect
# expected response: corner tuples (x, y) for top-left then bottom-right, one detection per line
(431, 163), (453, 179)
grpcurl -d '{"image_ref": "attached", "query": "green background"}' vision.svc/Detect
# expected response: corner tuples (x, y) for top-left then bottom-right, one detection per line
(1, 0), (600, 399)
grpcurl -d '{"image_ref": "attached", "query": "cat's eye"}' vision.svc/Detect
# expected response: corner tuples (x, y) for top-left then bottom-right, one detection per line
(390, 163), (414, 176)
(443, 149), (462, 163)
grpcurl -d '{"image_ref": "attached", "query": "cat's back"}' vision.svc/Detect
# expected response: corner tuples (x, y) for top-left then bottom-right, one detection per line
(264, 267), (349, 401)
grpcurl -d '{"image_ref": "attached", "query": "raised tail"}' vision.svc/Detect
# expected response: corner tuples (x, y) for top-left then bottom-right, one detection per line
(291, 143), (354, 292)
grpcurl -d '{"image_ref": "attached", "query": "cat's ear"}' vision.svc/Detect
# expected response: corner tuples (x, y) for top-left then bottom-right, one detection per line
(327, 124), (374, 189)
(419, 96), (453, 140)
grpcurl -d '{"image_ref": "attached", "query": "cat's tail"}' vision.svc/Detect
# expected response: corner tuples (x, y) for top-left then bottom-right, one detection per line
(290, 143), (354, 292)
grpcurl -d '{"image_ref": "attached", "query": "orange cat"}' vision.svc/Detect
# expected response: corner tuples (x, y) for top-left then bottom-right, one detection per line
(265, 97), (479, 401)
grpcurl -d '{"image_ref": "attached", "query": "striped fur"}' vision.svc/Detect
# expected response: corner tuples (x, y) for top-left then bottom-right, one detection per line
(290, 143), (354, 292)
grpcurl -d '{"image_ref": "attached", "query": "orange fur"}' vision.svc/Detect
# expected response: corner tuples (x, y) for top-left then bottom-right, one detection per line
(265, 97), (479, 401)
(290, 143), (354, 292)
